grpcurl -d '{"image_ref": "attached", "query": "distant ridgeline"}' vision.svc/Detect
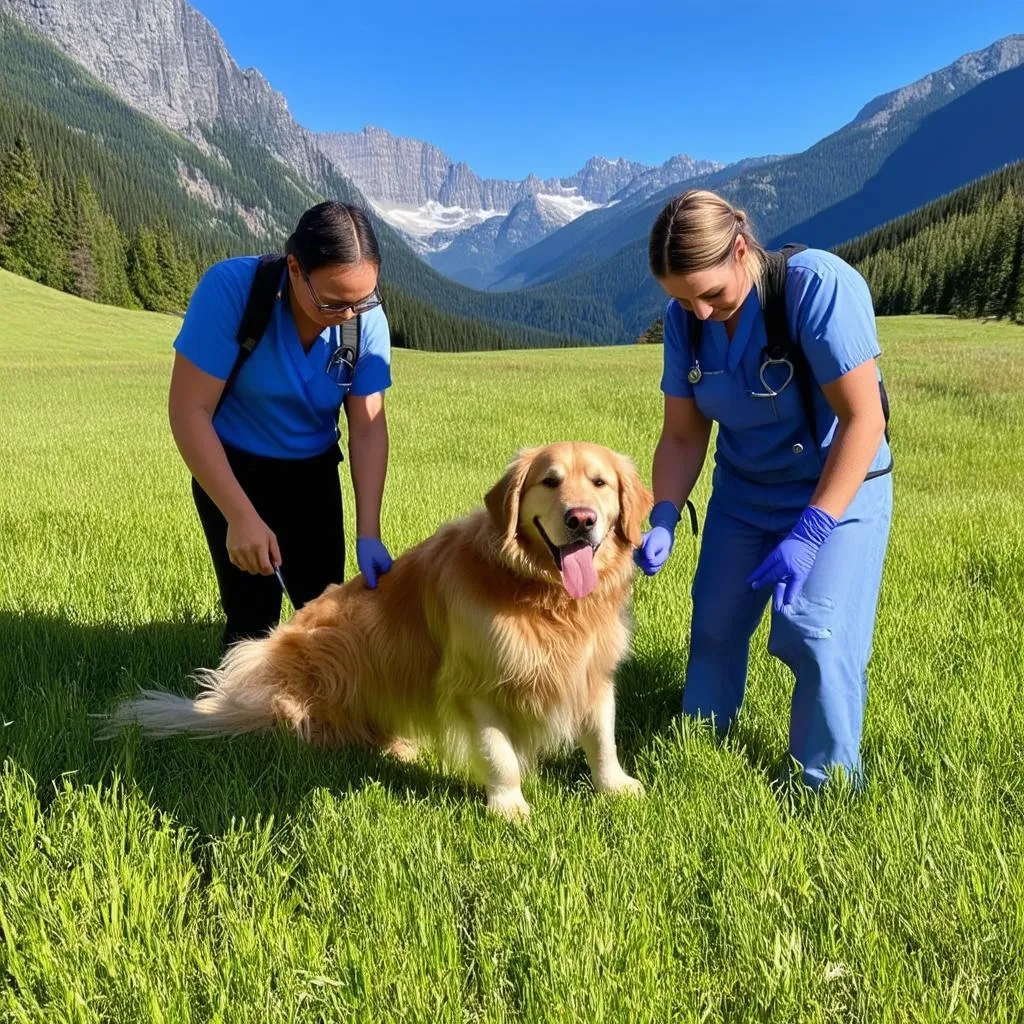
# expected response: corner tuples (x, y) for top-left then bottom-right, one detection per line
(3, 4), (1022, 349)
(0, 128), (582, 353)
(7, 108), (1022, 351)
(0, 13), (584, 352)
(631, 160), (1024, 342)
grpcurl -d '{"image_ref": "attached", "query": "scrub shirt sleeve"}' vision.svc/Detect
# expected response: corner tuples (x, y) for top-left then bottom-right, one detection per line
(172, 262), (247, 381)
(787, 263), (882, 386)
(659, 300), (695, 399)
(349, 305), (392, 397)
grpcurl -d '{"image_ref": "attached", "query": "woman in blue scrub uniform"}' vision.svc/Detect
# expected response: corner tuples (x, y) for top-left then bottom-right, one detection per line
(169, 201), (394, 647)
(634, 189), (893, 790)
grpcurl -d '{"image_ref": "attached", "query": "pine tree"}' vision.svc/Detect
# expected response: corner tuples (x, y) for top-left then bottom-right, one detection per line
(153, 220), (195, 313)
(127, 226), (167, 311)
(68, 176), (99, 300)
(1014, 244), (1024, 324)
(993, 193), (1023, 318)
(47, 177), (76, 293)
(0, 134), (57, 282)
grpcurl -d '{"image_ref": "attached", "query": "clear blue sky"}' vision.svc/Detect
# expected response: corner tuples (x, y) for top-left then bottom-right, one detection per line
(190, 0), (1020, 181)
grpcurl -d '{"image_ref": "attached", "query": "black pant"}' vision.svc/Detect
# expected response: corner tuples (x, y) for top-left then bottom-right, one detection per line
(192, 442), (346, 648)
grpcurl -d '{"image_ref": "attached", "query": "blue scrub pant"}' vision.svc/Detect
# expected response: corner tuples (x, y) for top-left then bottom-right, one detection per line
(682, 472), (892, 789)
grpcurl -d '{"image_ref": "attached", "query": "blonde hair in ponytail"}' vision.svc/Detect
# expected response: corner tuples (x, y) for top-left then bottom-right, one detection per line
(648, 189), (766, 292)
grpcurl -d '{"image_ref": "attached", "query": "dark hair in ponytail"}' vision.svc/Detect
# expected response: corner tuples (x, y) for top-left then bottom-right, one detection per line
(285, 201), (382, 272)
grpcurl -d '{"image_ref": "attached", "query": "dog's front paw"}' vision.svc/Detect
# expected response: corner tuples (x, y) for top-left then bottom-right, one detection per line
(487, 789), (531, 821)
(383, 737), (420, 763)
(597, 773), (645, 798)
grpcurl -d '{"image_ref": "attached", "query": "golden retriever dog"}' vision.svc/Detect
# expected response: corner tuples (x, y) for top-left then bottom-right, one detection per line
(107, 441), (653, 819)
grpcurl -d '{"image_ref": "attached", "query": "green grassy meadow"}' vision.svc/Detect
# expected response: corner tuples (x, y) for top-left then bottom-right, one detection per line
(1, 266), (1023, 1022)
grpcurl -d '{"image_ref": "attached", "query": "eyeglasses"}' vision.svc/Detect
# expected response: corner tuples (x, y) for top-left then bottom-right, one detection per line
(296, 259), (382, 316)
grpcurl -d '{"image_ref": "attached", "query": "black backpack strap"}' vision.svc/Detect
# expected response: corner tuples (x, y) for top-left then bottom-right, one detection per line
(334, 313), (362, 427)
(213, 253), (287, 420)
(682, 242), (891, 492)
(758, 243), (806, 357)
(672, 307), (700, 537)
(763, 242), (891, 450)
(339, 314), (361, 380)
(759, 244), (820, 449)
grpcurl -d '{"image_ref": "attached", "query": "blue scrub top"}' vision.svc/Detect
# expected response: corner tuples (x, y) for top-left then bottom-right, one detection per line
(659, 248), (891, 502)
(173, 256), (392, 460)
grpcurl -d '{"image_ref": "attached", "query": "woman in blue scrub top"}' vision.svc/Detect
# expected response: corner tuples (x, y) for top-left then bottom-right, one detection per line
(169, 201), (394, 647)
(634, 189), (893, 790)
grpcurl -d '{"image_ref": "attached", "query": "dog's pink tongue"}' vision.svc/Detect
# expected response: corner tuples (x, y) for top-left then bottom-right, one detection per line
(560, 541), (597, 599)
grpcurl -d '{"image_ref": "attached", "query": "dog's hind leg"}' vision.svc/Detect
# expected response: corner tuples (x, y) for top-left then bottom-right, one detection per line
(466, 700), (530, 821)
(579, 680), (644, 799)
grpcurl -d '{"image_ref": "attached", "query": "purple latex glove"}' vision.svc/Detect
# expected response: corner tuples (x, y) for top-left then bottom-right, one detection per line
(633, 500), (681, 576)
(357, 537), (393, 589)
(747, 505), (838, 613)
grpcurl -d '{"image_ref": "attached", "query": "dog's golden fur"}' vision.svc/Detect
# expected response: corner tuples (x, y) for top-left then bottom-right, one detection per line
(109, 441), (653, 818)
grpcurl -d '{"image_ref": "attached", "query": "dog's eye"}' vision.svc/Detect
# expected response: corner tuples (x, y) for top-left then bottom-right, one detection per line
(542, 477), (561, 488)
(592, 478), (606, 488)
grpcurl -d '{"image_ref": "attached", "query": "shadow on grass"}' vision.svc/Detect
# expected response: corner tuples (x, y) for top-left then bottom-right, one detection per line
(605, 649), (868, 814)
(0, 610), (474, 841)
(533, 644), (796, 795)
(2, 611), (812, 835)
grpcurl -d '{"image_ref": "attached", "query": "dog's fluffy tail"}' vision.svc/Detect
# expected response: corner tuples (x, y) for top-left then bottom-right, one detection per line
(103, 638), (286, 740)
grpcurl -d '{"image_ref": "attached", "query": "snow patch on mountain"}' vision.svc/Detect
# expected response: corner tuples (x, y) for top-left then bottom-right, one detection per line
(534, 190), (604, 224)
(369, 199), (504, 248)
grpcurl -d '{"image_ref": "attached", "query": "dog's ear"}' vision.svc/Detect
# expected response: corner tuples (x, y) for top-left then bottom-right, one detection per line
(613, 451), (654, 548)
(485, 447), (537, 541)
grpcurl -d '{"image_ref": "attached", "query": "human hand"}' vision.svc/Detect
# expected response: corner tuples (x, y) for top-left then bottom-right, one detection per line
(226, 510), (280, 575)
(747, 505), (838, 612)
(632, 500), (681, 577)
(357, 537), (393, 589)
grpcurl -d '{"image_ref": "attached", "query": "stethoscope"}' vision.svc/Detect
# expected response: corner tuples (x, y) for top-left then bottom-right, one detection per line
(688, 346), (795, 399)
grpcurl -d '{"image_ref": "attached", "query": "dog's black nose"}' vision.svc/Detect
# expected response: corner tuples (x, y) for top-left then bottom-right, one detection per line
(564, 506), (597, 532)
